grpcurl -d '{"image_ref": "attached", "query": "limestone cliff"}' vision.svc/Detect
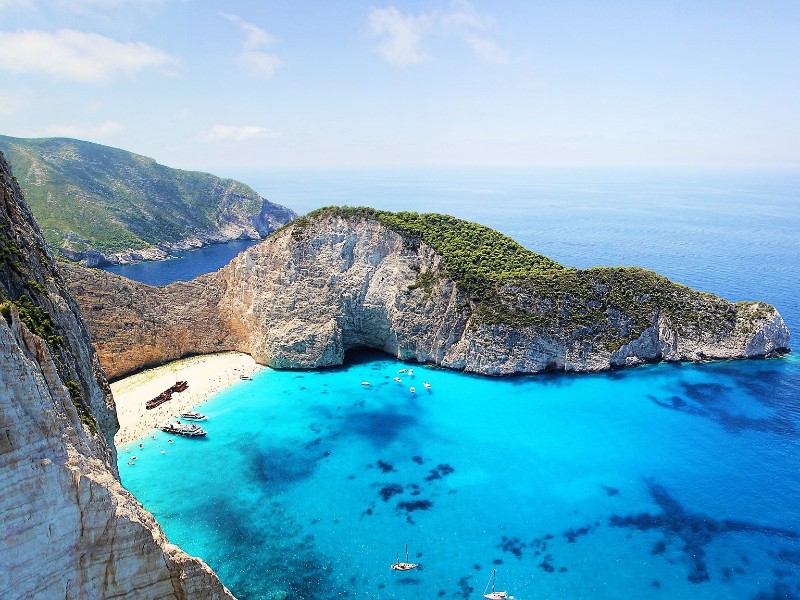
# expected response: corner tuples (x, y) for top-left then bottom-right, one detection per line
(62, 207), (789, 380)
(0, 153), (234, 599)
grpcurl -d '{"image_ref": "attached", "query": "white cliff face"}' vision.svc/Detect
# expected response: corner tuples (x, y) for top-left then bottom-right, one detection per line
(214, 214), (789, 375)
(0, 153), (234, 600)
(218, 216), (470, 369)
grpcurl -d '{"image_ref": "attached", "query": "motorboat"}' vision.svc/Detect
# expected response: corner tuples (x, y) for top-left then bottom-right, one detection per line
(160, 422), (207, 437)
(423, 382), (431, 390)
(179, 411), (207, 421)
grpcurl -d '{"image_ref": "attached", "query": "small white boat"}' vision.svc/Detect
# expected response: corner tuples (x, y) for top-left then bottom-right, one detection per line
(408, 369), (414, 375)
(483, 569), (514, 599)
(394, 377), (402, 383)
(390, 544), (419, 571)
(423, 382), (431, 390)
(410, 387), (416, 394)
(398, 369), (408, 373)
(240, 375), (252, 380)
(361, 381), (371, 386)
(179, 411), (207, 421)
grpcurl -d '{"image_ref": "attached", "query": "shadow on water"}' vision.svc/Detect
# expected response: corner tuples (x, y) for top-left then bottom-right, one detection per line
(609, 479), (800, 586)
(198, 495), (347, 600)
(650, 360), (800, 436)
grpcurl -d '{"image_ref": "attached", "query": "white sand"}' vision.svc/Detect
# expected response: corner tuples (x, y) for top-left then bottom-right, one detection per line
(110, 351), (264, 447)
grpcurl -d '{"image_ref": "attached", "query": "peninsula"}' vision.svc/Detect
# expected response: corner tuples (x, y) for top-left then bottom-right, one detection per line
(63, 206), (790, 381)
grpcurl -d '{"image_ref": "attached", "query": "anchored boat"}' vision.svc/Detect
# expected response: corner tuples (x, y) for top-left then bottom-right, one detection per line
(160, 422), (207, 437)
(483, 569), (514, 599)
(390, 544), (419, 571)
(179, 411), (207, 421)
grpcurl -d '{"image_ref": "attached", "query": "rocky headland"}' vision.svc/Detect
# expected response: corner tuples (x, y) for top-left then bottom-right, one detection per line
(0, 134), (296, 266)
(0, 152), (234, 598)
(63, 206), (790, 381)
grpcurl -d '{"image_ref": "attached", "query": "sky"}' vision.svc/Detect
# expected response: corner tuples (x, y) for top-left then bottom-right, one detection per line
(0, 0), (798, 173)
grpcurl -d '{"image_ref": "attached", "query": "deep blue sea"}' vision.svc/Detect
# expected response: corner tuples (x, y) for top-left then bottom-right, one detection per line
(103, 239), (259, 286)
(116, 168), (800, 599)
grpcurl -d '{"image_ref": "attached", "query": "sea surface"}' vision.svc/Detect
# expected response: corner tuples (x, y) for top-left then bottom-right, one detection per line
(102, 239), (259, 286)
(116, 168), (800, 599)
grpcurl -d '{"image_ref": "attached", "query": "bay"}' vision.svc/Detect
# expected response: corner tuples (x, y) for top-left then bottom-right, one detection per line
(117, 167), (800, 599)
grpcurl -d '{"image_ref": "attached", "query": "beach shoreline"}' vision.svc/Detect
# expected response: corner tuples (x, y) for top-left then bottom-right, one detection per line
(110, 351), (264, 447)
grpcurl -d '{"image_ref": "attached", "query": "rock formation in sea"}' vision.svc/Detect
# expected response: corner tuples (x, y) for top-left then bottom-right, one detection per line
(62, 206), (790, 380)
(0, 152), (234, 599)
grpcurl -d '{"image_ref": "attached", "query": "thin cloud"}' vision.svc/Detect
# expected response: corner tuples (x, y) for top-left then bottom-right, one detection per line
(221, 12), (282, 78)
(43, 120), (124, 138)
(199, 124), (281, 142)
(367, 0), (508, 67)
(0, 29), (179, 81)
(367, 6), (430, 66)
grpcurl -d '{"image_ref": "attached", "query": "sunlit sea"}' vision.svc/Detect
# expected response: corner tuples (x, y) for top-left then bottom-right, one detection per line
(115, 167), (800, 599)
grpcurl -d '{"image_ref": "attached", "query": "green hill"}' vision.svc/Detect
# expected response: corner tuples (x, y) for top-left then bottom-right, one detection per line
(0, 135), (296, 264)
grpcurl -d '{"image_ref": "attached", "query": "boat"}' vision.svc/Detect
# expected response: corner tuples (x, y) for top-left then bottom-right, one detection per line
(483, 569), (514, 599)
(390, 544), (418, 571)
(159, 422), (207, 437)
(423, 382), (431, 390)
(410, 387), (416, 394)
(398, 369), (408, 373)
(361, 381), (371, 386)
(240, 375), (252, 380)
(179, 411), (207, 421)
(394, 377), (402, 383)
(145, 390), (172, 410)
(171, 380), (188, 393)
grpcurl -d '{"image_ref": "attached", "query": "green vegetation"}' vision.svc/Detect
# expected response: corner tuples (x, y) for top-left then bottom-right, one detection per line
(296, 207), (754, 350)
(65, 380), (97, 435)
(7, 294), (64, 348)
(0, 135), (293, 256)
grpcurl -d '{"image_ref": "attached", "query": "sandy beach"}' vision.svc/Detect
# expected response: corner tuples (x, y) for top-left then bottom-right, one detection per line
(110, 351), (264, 447)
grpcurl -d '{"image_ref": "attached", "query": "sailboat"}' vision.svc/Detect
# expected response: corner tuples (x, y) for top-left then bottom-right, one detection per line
(483, 569), (514, 599)
(390, 544), (419, 571)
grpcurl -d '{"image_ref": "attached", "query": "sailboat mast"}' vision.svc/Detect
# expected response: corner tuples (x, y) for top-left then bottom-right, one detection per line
(405, 544), (409, 563)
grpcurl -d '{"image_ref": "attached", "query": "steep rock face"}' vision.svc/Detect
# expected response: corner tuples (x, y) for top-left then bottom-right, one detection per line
(0, 153), (234, 599)
(63, 210), (789, 380)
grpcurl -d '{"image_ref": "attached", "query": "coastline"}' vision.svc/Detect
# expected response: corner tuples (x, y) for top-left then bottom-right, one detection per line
(110, 351), (264, 447)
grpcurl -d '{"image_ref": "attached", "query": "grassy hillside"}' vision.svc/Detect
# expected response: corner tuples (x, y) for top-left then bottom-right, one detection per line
(0, 135), (295, 256)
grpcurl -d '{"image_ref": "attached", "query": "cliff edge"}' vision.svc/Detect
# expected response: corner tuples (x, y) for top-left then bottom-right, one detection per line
(0, 152), (234, 599)
(63, 206), (790, 380)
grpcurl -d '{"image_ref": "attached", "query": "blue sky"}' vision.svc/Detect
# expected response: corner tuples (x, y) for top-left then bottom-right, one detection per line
(0, 0), (798, 172)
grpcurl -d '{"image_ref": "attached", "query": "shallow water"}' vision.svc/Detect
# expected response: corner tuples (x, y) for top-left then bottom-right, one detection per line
(121, 352), (800, 599)
(118, 168), (800, 599)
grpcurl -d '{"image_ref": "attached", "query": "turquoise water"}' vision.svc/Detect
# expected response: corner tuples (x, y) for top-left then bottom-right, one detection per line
(121, 353), (800, 599)
(117, 169), (800, 599)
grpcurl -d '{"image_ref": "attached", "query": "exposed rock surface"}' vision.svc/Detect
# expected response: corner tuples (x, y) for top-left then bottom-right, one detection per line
(0, 153), (234, 599)
(62, 209), (790, 380)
